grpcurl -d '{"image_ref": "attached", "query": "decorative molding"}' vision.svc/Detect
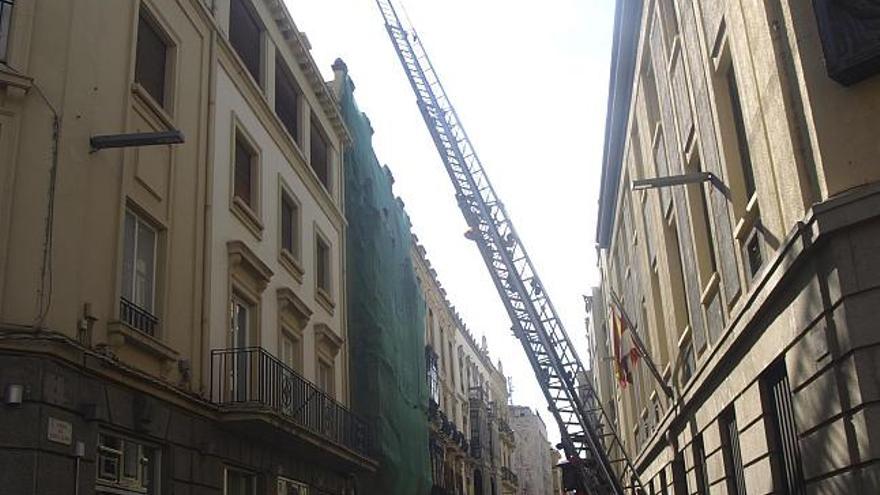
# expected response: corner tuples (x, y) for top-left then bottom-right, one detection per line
(227, 240), (273, 293)
(277, 287), (312, 330)
(814, 0), (880, 85)
(314, 323), (343, 357)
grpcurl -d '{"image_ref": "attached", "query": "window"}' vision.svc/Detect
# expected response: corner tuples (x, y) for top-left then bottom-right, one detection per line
(686, 155), (717, 284)
(745, 229), (763, 280)
(309, 116), (331, 190)
(278, 477), (309, 495)
(275, 55), (301, 144)
(230, 296), (252, 349)
(0, 0), (12, 64)
(763, 360), (805, 494)
(317, 358), (334, 396)
(225, 468), (256, 495)
(280, 329), (302, 373)
(719, 407), (747, 495)
(315, 234), (331, 294)
(725, 68), (756, 200)
(280, 191), (299, 257)
(659, 468), (668, 495)
(234, 131), (257, 208)
(680, 340), (695, 385)
(97, 432), (159, 494)
(672, 450), (688, 495)
(427, 346), (440, 404)
(135, 10), (169, 107)
(122, 210), (158, 334)
(228, 0), (262, 84)
(692, 435), (709, 495)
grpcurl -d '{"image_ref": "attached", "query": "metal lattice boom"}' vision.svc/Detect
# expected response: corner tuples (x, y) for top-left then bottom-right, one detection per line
(373, 1), (644, 493)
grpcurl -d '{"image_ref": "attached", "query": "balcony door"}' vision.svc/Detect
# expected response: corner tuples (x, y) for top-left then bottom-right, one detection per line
(230, 297), (253, 402)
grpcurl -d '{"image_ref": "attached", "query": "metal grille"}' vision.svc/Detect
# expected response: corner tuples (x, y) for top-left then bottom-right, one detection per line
(0, 0), (12, 63)
(120, 297), (159, 336)
(373, 1), (642, 492)
(720, 408), (747, 495)
(693, 435), (709, 495)
(766, 361), (806, 495)
(210, 347), (371, 457)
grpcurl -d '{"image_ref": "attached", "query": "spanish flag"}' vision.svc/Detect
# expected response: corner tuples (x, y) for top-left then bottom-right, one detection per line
(611, 303), (640, 388)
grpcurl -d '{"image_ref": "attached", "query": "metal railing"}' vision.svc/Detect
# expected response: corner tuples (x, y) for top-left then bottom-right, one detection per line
(502, 466), (518, 485)
(119, 297), (159, 336)
(0, 0), (12, 63)
(210, 347), (371, 457)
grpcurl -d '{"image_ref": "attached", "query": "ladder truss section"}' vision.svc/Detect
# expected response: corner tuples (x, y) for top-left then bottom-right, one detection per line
(374, 1), (644, 493)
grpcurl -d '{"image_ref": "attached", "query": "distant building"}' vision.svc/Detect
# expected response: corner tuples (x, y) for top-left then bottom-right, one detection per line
(593, 0), (880, 493)
(413, 240), (518, 495)
(549, 449), (564, 495)
(509, 406), (554, 495)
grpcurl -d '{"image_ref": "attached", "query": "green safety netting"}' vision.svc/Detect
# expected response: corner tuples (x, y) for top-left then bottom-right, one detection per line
(339, 62), (432, 495)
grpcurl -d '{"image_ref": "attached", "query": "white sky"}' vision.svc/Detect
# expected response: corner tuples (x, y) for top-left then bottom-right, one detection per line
(289, 0), (615, 446)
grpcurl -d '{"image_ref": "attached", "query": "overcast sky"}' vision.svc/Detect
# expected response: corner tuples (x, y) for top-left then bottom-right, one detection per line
(289, 0), (615, 446)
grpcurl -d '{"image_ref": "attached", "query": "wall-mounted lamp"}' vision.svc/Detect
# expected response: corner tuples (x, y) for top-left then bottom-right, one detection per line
(90, 130), (184, 152)
(5, 384), (23, 405)
(631, 171), (718, 191)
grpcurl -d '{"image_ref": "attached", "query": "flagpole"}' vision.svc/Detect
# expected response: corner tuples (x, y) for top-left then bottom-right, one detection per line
(610, 290), (674, 400)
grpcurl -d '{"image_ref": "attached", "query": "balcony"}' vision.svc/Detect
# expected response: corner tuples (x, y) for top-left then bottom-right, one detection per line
(501, 466), (519, 487)
(210, 347), (372, 460)
(119, 297), (159, 336)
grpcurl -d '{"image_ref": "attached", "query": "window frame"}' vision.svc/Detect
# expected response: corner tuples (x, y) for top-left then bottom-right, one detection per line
(279, 325), (303, 374)
(313, 226), (334, 310)
(227, 0), (264, 88)
(316, 355), (335, 397)
(96, 431), (160, 494)
(308, 113), (333, 193)
(0, 0), (14, 64)
(274, 53), (302, 146)
(122, 208), (159, 316)
(134, 7), (174, 110)
(224, 466), (257, 495)
(230, 120), (263, 237)
(719, 406), (747, 495)
(277, 180), (303, 281)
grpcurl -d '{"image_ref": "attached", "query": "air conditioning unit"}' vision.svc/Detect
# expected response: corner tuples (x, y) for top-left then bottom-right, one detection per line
(277, 477), (309, 495)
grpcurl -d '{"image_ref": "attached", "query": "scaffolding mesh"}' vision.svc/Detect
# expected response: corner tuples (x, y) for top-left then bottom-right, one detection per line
(339, 64), (432, 495)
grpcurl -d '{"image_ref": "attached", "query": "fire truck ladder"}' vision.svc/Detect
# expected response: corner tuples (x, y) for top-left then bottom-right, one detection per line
(374, 1), (644, 494)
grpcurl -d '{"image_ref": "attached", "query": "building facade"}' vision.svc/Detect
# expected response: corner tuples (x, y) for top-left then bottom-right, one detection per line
(593, 0), (880, 494)
(334, 59), (432, 494)
(509, 406), (554, 495)
(412, 238), (518, 495)
(0, 0), (374, 494)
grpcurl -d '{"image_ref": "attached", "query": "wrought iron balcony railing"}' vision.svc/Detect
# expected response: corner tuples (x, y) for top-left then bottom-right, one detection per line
(502, 466), (518, 485)
(210, 347), (372, 458)
(119, 297), (159, 336)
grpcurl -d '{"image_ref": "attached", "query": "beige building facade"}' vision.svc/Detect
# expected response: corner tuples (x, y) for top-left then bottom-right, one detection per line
(509, 405), (555, 495)
(413, 237), (519, 495)
(0, 0), (373, 494)
(593, 0), (880, 494)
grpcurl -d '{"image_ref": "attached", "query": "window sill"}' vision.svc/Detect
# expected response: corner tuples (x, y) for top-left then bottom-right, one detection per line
(231, 196), (264, 240)
(733, 194), (761, 241)
(700, 272), (720, 306)
(315, 287), (335, 314)
(279, 248), (304, 283)
(131, 82), (174, 130)
(107, 320), (180, 364)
